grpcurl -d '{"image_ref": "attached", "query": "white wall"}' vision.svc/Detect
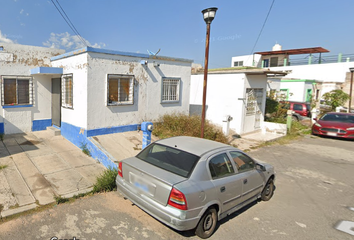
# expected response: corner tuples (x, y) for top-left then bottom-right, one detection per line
(51, 51), (192, 131)
(271, 62), (354, 83)
(190, 73), (246, 134)
(51, 53), (89, 129)
(0, 43), (64, 134)
(33, 75), (53, 120)
(231, 54), (261, 67)
(280, 81), (305, 101)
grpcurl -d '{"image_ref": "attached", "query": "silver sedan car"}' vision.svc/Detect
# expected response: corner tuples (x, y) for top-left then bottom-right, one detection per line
(116, 136), (275, 238)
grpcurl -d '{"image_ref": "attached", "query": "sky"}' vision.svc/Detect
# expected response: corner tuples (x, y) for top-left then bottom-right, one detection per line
(1, 0), (354, 69)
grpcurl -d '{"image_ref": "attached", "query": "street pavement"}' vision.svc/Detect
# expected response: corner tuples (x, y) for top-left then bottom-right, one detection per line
(0, 135), (353, 239)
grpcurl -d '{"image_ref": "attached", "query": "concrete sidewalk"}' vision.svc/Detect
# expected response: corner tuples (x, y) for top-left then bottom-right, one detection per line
(0, 130), (105, 218)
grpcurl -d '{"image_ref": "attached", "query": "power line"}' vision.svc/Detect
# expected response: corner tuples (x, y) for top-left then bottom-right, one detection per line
(249, 0), (276, 55)
(50, 0), (88, 47)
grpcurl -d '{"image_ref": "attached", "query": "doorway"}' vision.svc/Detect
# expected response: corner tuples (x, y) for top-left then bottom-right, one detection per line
(52, 78), (61, 127)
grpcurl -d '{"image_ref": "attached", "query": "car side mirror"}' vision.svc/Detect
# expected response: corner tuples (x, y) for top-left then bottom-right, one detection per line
(256, 163), (266, 172)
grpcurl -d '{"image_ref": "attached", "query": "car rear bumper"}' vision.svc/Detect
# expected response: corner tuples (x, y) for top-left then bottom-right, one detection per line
(116, 177), (201, 231)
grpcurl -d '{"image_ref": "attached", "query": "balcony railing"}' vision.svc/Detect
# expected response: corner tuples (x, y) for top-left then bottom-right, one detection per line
(262, 53), (354, 67)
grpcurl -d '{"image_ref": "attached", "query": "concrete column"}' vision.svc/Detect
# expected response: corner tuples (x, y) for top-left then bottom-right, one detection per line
(308, 55), (312, 65)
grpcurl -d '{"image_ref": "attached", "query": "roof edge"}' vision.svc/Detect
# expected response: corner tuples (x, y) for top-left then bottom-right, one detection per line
(50, 47), (193, 63)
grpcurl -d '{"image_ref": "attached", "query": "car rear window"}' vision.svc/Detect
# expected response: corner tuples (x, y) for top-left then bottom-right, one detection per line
(136, 143), (200, 178)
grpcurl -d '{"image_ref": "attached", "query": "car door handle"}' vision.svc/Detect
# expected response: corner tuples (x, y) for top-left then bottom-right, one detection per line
(220, 186), (226, 192)
(243, 179), (248, 184)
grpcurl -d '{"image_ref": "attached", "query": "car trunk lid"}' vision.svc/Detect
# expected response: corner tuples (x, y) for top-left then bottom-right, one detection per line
(121, 157), (186, 206)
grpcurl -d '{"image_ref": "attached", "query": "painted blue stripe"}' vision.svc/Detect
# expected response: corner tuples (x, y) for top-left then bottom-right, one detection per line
(60, 122), (141, 169)
(3, 105), (33, 108)
(0, 122), (4, 134)
(32, 119), (52, 131)
(30, 67), (63, 75)
(86, 124), (140, 137)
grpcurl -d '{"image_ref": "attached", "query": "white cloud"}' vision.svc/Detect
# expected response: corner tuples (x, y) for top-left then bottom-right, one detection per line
(20, 9), (24, 14)
(0, 30), (15, 44)
(43, 32), (106, 50)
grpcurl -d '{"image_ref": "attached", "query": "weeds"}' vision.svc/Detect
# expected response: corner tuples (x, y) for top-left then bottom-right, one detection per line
(0, 133), (4, 142)
(153, 113), (228, 144)
(80, 143), (91, 156)
(54, 195), (69, 205)
(0, 165), (8, 170)
(92, 167), (118, 193)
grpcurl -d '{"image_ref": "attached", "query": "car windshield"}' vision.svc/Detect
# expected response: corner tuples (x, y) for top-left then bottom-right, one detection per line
(136, 143), (200, 178)
(321, 114), (354, 123)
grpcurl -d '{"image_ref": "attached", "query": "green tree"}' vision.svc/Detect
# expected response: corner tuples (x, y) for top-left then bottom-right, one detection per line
(322, 89), (349, 110)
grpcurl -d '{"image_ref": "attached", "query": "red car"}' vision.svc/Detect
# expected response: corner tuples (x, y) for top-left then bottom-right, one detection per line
(312, 112), (354, 139)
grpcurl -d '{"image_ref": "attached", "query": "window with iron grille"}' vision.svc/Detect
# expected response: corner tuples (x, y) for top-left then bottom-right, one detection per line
(161, 78), (180, 103)
(1, 76), (33, 106)
(62, 74), (73, 108)
(107, 74), (134, 105)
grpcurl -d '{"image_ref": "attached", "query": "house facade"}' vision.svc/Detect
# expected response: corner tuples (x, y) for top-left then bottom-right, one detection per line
(190, 69), (286, 135)
(49, 47), (192, 143)
(0, 43), (65, 134)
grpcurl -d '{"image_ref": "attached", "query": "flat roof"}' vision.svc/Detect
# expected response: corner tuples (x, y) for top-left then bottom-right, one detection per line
(51, 46), (193, 63)
(193, 68), (287, 76)
(255, 47), (329, 56)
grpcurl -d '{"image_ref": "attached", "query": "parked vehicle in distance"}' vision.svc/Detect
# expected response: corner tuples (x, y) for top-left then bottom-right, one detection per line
(281, 101), (311, 119)
(116, 136), (275, 238)
(312, 112), (354, 139)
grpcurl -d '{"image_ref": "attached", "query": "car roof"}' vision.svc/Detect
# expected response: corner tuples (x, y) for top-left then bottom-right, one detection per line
(155, 136), (232, 157)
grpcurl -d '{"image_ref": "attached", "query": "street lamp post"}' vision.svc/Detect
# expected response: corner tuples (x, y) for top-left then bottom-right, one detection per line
(200, 7), (218, 138)
(349, 68), (354, 113)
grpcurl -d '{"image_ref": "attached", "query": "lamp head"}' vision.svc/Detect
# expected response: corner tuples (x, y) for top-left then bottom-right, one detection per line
(202, 7), (218, 24)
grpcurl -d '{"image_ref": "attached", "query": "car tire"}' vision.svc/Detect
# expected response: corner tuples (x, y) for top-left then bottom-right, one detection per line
(195, 207), (217, 239)
(292, 115), (298, 121)
(261, 178), (274, 201)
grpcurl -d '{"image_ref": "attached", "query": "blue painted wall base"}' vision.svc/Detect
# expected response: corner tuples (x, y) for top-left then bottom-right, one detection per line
(32, 119), (52, 131)
(60, 122), (141, 169)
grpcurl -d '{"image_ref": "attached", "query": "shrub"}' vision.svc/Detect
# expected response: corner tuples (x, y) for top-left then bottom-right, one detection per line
(153, 113), (228, 144)
(92, 167), (118, 193)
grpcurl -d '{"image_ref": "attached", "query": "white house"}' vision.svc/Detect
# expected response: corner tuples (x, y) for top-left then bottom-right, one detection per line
(1, 44), (193, 168)
(230, 54), (261, 68)
(49, 47), (192, 142)
(0, 43), (65, 134)
(231, 44), (354, 107)
(190, 69), (286, 135)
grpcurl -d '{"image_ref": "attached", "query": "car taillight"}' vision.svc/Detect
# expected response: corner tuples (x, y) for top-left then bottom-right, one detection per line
(168, 188), (187, 210)
(118, 162), (123, 178)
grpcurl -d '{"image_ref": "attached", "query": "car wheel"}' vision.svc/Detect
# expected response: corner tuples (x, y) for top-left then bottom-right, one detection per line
(261, 178), (274, 201)
(292, 115), (298, 121)
(195, 207), (217, 239)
